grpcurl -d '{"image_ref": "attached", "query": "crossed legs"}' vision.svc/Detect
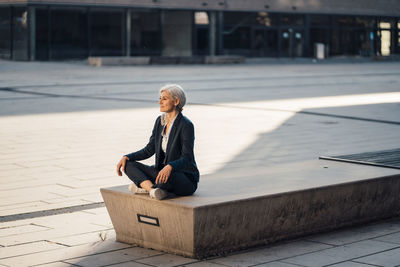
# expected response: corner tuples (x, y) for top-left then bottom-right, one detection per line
(124, 160), (197, 196)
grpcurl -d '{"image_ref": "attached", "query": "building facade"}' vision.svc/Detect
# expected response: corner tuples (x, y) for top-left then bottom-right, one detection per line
(0, 0), (399, 61)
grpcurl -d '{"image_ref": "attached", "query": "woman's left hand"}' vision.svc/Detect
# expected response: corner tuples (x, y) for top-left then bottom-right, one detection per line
(156, 165), (173, 184)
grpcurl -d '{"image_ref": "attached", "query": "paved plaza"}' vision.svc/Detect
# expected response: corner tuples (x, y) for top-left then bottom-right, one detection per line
(0, 59), (400, 266)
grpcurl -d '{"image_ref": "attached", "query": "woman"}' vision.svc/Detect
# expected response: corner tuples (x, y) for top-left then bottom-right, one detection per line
(116, 84), (199, 200)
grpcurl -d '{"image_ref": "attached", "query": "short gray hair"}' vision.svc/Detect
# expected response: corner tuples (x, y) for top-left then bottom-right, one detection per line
(159, 84), (186, 112)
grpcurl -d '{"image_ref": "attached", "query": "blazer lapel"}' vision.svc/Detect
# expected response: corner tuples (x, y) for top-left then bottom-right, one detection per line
(165, 113), (182, 160)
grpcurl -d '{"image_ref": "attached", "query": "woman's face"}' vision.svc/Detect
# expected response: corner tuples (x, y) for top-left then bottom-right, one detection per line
(159, 91), (179, 113)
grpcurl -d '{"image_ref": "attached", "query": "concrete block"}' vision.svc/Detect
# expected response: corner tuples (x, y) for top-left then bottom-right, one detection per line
(101, 160), (400, 259)
(88, 57), (150, 67)
(204, 55), (246, 64)
(151, 57), (179, 64)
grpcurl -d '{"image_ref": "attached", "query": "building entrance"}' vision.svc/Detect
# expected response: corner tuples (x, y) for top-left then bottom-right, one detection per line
(280, 28), (304, 57)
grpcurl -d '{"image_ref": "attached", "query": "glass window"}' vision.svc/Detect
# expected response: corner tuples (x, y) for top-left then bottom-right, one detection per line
(225, 12), (279, 27)
(224, 12), (253, 26)
(0, 6), (11, 59)
(12, 7), (29, 60)
(333, 16), (355, 27)
(130, 10), (161, 56)
(35, 8), (49, 60)
(255, 12), (279, 27)
(265, 30), (278, 56)
(310, 15), (330, 26)
(379, 22), (391, 29)
(50, 8), (88, 59)
(223, 26), (251, 50)
(355, 17), (375, 27)
(195, 12), (209, 25)
(251, 29), (278, 57)
(310, 28), (330, 55)
(90, 9), (124, 56)
(331, 29), (359, 56)
(281, 14), (304, 26)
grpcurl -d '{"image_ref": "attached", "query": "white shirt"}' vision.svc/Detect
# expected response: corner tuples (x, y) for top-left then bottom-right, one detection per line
(161, 115), (177, 153)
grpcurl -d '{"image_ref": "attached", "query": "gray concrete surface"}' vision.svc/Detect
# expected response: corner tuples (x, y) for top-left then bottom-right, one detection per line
(102, 160), (400, 258)
(0, 59), (400, 266)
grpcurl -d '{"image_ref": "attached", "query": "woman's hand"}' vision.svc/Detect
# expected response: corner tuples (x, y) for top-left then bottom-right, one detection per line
(156, 165), (173, 184)
(116, 156), (128, 176)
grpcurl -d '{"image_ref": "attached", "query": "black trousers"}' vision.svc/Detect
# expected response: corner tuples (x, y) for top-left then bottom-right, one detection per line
(124, 160), (197, 196)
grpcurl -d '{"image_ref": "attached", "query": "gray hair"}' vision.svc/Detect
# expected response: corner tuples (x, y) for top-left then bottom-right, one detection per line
(159, 84), (186, 126)
(159, 84), (186, 112)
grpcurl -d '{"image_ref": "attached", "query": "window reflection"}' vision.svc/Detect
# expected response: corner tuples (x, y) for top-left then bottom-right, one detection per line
(130, 10), (161, 56)
(0, 7), (11, 59)
(50, 8), (88, 59)
(91, 9), (124, 56)
(12, 7), (29, 60)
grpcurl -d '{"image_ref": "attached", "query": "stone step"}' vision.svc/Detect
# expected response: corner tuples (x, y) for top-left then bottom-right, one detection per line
(100, 160), (400, 259)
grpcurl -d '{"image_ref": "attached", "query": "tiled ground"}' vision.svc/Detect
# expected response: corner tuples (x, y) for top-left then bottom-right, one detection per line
(0, 59), (399, 266)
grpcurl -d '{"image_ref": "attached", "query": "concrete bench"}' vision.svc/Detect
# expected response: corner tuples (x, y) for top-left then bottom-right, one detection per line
(100, 160), (400, 259)
(89, 56), (246, 66)
(88, 56), (150, 67)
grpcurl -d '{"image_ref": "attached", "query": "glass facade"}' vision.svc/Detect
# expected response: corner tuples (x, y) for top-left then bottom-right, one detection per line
(1, 4), (399, 61)
(35, 7), (49, 60)
(194, 12), (209, 55)
(50, 8), (88, 59)
(90, 9), (124, 56)
(130, 10), (161, 56)
(0, 6), (11, 59)
(12, 6), (29, 60)
(223, 12), (280, 56)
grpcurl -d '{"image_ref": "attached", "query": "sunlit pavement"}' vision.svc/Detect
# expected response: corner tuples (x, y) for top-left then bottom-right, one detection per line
(0, 59), (400, 266)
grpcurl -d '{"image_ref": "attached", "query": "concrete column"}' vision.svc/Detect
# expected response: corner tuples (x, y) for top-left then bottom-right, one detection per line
(29, 6), (35, 61)
(126, 9), (131, 57)
(161, 10), (192, 56)
(217, 11), (223, 54)
(209, 11), (216, 56)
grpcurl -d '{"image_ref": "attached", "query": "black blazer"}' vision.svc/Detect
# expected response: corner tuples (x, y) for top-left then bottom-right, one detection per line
(125, 113), (199, 183)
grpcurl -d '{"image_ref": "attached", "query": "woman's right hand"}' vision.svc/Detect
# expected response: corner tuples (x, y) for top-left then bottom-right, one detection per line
(116, 156), (128, 176)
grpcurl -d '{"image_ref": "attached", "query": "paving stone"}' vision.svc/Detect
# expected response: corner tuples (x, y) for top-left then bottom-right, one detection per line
(181, 261), (226, 267)
(256, 261), (304, 267)
(0, 240), (132, 266)
(209, 240), (332, 267)
(64, 247), (163, 267)
(305, 221), (400, 246)
(0, 199), (95, 217)
(284, 240), (399, 267)
(105, 261), (151, 267)
(136, 253), (198, 267)
(49, 230), (116, 246)
(374, 232), (400, 245)
(0, 241), (65, 259)
(0, 223), (110, 246)
(34, 262), (78, 267)
(0, 224), (50, 237)
(328, 261), (378, 267)
(354, 248), (400, 267)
